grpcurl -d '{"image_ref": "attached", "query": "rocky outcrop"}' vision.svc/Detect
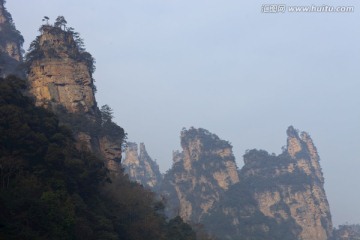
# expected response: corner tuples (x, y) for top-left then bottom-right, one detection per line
(99, 136), (123, 173)
(204, 126), (332, 240)
(27, 25), (96, 115)
(332, 225), (360, 240)
(26, 23), (125, 175)
(122, 142), (162, 189)
(161, 127), (239, 223)
(0, 0), (24, 78)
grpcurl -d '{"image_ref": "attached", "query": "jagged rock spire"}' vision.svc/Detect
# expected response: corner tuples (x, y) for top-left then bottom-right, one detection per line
(26, 24), (96, 114)
(122, 142), (162, 189)
(286, 126), (324, 183)
(26, 21), (125, 176)
(161, 127), (239, 223)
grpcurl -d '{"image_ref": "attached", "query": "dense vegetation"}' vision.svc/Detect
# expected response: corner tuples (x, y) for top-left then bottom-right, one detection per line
(201, 148), (320, 240)
(25, 16), (96, 82)
(0, 76), (201, 240)
(203, 182), (300, 240)
(180, 127), (231, 150)
(53, 103), (126, 151)
(242, 149), (315, 192)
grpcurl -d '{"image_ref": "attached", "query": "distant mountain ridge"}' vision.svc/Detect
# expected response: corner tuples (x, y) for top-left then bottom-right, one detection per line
(126, 127), (334, 240)
(204, 126), (332, 240)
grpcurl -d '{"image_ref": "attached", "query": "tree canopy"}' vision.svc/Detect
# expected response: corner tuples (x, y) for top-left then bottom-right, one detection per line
(0, 75), (208, 240)
(25, 17), (96, 79)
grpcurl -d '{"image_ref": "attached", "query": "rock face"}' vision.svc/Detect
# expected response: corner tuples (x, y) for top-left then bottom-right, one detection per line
(204, 126), (333, 240)
(26, 23), (125, 175)
(122, 142), (162, 189)
(0, 0), (24, 78)
(27, 25), (96, 115)
(99, 136), (123, 173)
(161, 127), (239, 223)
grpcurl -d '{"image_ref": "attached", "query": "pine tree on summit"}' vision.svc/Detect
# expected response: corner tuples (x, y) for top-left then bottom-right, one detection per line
(42, 16), (50, 25)
(54, 16), (67, 30)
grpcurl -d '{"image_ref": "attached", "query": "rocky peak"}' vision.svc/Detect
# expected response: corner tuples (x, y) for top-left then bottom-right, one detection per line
(25, 20), (125, 176)
(37, 25), (80, 59)
(205, 126), (332, 240)
(179, 127), (239, 186)
(122, 142), (162, 189)
(0, 0), (24, 78)
(161, 127), (239, 223)
(286, 126), (324, 183)
(27, 23), (96, 115)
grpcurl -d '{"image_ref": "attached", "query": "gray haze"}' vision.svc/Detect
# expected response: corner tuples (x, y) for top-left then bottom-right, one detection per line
(8, 0), (360, 226)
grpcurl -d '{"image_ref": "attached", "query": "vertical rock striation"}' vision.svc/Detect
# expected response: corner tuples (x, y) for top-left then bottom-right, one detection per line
(204, 126), (333, 240)
(161, 127), (239, 223)
(27, 25), (96, 115)
(280, 126), (332, 240)
(26, 23), (125, 175)
(122, 142), (162, 190)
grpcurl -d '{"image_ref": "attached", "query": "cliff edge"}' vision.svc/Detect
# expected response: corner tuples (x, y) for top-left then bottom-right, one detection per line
(25, 20), (125, 175)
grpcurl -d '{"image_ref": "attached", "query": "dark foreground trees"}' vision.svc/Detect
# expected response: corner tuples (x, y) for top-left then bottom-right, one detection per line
(0, 76), (205, 240)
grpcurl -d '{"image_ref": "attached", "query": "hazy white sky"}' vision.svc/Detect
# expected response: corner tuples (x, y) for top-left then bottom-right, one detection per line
(7, 0), (360, 226)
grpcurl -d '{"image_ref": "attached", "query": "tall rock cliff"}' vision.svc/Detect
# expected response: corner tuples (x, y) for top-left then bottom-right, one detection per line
(27, 25), (96, 115)
(161, 127), (240, 223)
(0, 0), (24, 78)
(26, 21), (125, 174)
(204, 126), (332, 240)
(122, 142), (162, 190)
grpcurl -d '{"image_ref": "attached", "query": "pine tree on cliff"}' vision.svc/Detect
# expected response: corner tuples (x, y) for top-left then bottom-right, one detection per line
(54, 16), (67, 30)
(25, 16), (95, 80)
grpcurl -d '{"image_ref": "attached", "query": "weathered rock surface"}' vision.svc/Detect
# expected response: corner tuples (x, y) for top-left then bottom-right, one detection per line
(122, 142), (162, 189)
(161, 127), (239, 223)
(204, 126), (333, 240)
(99, 136), (123, 173)
(0, 0), (24, 78)
(27, 25), (96, 115)
(26, 24), (124, 175)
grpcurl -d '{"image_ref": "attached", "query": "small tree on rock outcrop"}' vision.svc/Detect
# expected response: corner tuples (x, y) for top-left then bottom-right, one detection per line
(54, 16), (67, 30)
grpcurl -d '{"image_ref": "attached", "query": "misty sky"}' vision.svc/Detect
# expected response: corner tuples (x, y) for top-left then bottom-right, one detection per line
(7, 0), (360, 226)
